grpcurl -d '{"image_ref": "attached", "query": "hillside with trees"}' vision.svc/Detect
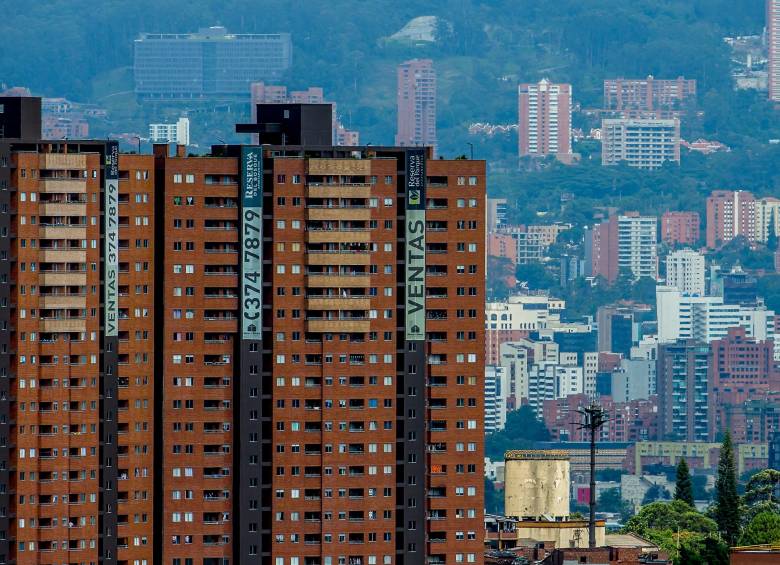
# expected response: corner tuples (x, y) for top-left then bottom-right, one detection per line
(1, 1), (776, 212)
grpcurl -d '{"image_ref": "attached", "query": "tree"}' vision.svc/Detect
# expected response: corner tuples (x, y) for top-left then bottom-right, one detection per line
(739, 511), (780, 546)
(714, 431), (741, 545)
(768, 211), (778, 252)
(623, 500), (719, 564)
(677, 537), (730, 565)
(484, 477), (504, 515)
(623, 500), (718, 538)
(642, 484), (671, 506)
(484, 406), (550, 460)
(743, 469), (780, 522)
(674, 458), (695, 507)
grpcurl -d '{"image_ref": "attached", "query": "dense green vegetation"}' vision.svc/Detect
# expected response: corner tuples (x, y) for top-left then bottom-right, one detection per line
(484, 405), (550, 460)
(1, 1), (775, 176)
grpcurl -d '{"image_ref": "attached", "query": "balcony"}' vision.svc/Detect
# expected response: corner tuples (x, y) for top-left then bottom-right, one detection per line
(306, 273), (370, 288)
(39, 294), (86, 309)
(305, 297), (370, 310)
(40, 225), (87, 240)
(39, 271), (87, 286)
(306, 318), (370, 333)
(306, 183), (371, 198)
(39, 202), (86, 216)
(306, 207), (371, 221)
(306, 228), (371, 244)
(40, 318), (86, 332)
(39, 178), (87, 193)
(306, 251), (371, 266)
(39, 249), (87, 263)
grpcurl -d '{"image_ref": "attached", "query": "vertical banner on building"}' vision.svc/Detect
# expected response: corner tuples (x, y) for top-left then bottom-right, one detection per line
(240, 146), (263, 340)
(104, 141), (119, 337)
(405, 148), (426, 340)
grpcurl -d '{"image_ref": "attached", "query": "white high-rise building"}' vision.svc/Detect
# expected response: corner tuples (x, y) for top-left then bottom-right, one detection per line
(769, 0), (780, 102)
(149, 116), (190, 145)
(656, 285), (776, 346)
(618, 214), (658, 280)
(665, 249), (706, 295)
(485, 366), (508, 433)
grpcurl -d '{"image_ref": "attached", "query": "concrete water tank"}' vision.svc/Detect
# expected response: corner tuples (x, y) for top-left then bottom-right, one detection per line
(504, 450), (570, 519)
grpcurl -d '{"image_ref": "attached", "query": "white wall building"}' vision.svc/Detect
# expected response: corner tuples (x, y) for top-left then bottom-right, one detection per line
(657, 285), (776, 346)
(555, 365), (584, 398)
(149, 116), (190, 145)
(618, 214), (658, 280)
(485, 366), (508, 433)
(665, 249), (706, 296)
(486, 295), (565, 332)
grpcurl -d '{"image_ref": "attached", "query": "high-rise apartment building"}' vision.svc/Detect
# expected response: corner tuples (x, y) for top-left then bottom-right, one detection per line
(1, 97), (156, 564)
(709, 327), (780, 439)
(1, 99), (487, 565)
(657, 341), (710, 442)
(706, 189), (757, 249)
(585, 213), (658, 283)
(665, 249), (706, 296)
(603, 76), (697, 112)
(518, 79), (572, 163)
(660, 211), (700, 247)
(395, 59), (437, 151)
(769, 0), (780, 102)
(601, 118), (681, 169)
(134, 27), (292, 99)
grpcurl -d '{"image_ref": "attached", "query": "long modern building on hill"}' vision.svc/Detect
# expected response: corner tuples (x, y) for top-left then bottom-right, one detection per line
(769, 0), (780, 102)
(134, 27), (292, 99)
(1, 98), (486, 565)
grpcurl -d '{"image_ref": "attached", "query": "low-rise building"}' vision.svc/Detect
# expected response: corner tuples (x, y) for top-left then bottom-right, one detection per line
(627, 441), (768, 474)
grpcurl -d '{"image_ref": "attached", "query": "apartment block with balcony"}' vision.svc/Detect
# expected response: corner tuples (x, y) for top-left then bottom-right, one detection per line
(1, 97), (155, 565)
(601, 118), (680, 170)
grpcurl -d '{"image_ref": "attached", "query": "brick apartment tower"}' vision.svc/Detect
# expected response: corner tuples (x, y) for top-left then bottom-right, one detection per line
(661, 211), (700, 247)
(708, 327), (780, 440)
(705, 189), (757, 249)
(1, 99), (486, 564)
(1, 98), (155, 564)
(395, 59), (437, 152)
(769, 0), (780, 102)
(518, 79), (572, 164)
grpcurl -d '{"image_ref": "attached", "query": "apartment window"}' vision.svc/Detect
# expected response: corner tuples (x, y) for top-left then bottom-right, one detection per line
(173, 174), (183, 184)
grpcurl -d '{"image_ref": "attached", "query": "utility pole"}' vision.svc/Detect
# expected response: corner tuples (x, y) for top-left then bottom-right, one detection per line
(577, 403), (608, 548)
